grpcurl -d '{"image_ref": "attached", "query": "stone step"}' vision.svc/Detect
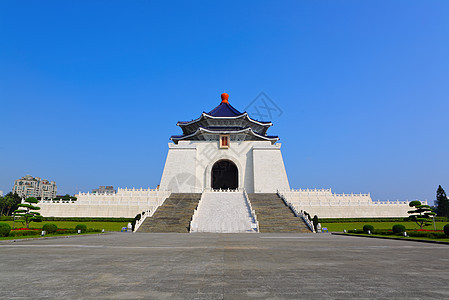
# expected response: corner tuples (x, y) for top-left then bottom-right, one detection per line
(136, 193), (201, 233)
(247, 193), (311, 233)
(191, 191), (256, 233)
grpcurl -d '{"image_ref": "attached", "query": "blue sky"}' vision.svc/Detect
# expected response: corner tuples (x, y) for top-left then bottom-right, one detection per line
(1, 1), (448, 203)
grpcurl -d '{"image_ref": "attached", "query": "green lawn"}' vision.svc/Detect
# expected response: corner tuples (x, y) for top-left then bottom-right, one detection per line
(2, 221), (130, 231)
(0, 231), (102, 240)
(321, 221), (448, 232)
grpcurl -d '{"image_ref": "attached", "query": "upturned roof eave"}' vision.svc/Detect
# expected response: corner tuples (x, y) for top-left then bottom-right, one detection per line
(176, 112), (272, 127)
(170, 127), (279, 143)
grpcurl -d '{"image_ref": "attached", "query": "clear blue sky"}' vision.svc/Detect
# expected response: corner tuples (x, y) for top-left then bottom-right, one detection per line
(1, 1), (448, 203)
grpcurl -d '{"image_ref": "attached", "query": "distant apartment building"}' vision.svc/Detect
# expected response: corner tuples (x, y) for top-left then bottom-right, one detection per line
(92, 186), (116, 195)
(12, 175), (57, 200)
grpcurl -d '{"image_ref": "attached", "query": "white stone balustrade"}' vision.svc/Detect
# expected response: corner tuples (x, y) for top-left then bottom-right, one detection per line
(278, 189), (426, 218)
(38, 189), (171, 218)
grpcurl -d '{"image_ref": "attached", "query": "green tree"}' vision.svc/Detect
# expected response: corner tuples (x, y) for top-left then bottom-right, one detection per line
(1, 193), (21, 216)
(0, 196), (5, 216)
(407, 200), (436, 229)
(435, 185), (449, 217)
(14, 197), (42, 228)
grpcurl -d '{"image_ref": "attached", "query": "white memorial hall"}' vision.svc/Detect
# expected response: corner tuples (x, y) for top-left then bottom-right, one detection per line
(39, 93), (416, 233)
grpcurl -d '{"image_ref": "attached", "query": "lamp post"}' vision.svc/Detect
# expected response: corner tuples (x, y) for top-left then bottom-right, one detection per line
(432, 215), (436, 231)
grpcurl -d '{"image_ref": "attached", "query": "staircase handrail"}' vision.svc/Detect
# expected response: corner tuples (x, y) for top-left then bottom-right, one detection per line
(133, 204), (157, 232)
(243, 189), (259, 232)
(277, 190), (315, 233)
(190, 190), (206, 232)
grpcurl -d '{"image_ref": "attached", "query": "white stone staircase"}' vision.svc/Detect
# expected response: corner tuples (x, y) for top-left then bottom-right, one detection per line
(190, 190), (258, 233)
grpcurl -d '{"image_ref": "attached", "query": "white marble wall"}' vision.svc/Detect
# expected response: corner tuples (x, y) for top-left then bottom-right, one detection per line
(159, 140), (290, 193)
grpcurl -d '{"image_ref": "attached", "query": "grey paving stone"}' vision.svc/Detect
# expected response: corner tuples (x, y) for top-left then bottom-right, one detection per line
(0, 233), (448, 299)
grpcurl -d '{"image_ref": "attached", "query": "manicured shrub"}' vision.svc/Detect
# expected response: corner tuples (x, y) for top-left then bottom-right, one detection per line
(444, 224), (449, 237)
(363, 225), (374, 233)
(42, 223), (58, 234)
(33, 216), (43, 223)
(55, 229), (77, 234)
(0, 223), (11, 237)
(75, 224), (87, 233)
(132, 213), (142, 231)
(312, 215), (319, 231)
(392, 224), (406, 234)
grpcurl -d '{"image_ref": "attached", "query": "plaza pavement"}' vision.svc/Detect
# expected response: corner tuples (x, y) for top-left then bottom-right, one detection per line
(0, 232), (448, 299)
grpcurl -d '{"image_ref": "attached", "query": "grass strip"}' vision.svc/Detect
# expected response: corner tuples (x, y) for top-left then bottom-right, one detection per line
(0, 231), (107, 241)
(332, 232), (449, 245)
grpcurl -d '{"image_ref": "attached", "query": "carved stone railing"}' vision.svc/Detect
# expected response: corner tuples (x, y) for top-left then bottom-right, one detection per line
(243, 189), (259, 232)
(277, 190), (315, 233)
(133, 192), (171, 232)
(189, 191), (206, 233)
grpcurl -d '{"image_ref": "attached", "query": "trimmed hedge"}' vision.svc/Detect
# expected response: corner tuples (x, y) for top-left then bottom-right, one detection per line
(407, 231), (447, 238)
(9, 230), (40, 237)
(42, 223), (58, 234)
(1, 216), (134, 222)
(320, 217), (449, 223)
(363, 225), (374, 233)
(392, 224), (406, 234)
(0, 223), (11, 237)
(42, 217), (134, 222)
(75, 224), (87, 233)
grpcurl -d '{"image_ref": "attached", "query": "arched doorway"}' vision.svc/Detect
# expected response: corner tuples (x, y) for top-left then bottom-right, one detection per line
(211, 160), (238, 190)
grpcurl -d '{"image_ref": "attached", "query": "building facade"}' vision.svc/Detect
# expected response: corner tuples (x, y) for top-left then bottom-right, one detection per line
(12, 175), (57, 200)
(92, 186), (116, 195)
(159, 93), (290, 193)
(39, 93), (416, 218)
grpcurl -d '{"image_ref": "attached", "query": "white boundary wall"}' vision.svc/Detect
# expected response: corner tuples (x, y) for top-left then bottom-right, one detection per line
(278, 189), (426, 218)
(38, 188), (171, 218)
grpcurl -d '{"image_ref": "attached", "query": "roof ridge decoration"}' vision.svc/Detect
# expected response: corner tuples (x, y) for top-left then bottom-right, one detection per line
(177, 93), (272, 127)
(171, 93), (278, 144)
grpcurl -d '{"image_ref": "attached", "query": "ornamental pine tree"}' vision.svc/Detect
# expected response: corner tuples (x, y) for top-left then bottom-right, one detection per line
(407, 200), (436, 229)
(435, 185), (449, 218)
(14, 197), (42, 228)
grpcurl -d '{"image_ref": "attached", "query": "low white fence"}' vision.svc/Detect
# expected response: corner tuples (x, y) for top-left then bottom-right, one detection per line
(278, 189), (427, 218)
